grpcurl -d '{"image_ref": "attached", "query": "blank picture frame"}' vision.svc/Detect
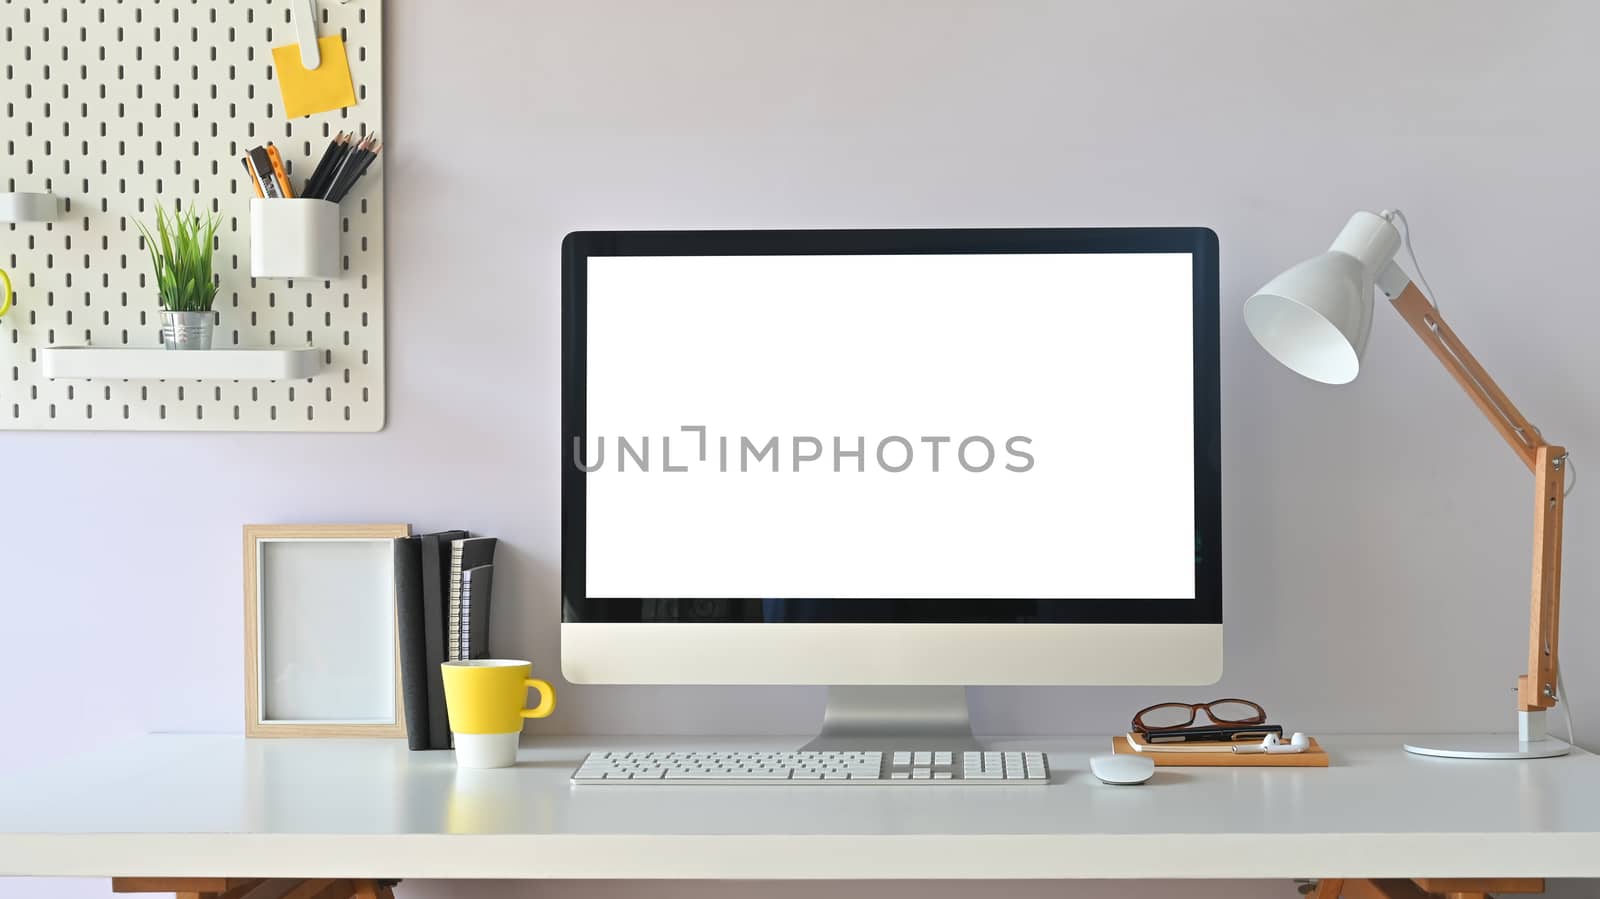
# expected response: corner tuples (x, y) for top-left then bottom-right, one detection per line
(244, 524), (411, 738)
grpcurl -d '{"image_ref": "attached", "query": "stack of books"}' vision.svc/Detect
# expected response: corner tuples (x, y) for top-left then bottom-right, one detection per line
(394, 532), (498, 751)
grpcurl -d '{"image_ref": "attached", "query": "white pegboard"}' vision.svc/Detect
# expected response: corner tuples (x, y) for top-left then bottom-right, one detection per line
(0, 0), (385, 431)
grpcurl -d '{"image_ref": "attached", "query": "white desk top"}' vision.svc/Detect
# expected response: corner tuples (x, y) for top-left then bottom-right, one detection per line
(1, 734), (1598, 881)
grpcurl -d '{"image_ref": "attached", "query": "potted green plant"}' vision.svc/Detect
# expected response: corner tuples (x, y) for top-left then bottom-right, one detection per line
(136, 200), (222, 350)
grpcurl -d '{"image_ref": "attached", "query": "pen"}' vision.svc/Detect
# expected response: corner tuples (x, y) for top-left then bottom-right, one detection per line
(242, 156), (264, 198)
(265, 143), (295, 198)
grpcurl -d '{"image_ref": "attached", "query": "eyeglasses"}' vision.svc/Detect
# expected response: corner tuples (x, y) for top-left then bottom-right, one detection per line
(1132, 698), (1266, 734)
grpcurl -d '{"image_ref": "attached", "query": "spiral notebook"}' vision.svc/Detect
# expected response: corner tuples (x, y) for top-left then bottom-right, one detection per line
(447, 537), (497, 661)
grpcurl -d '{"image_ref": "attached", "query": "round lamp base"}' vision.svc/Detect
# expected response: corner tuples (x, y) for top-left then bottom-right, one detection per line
(1404, 736), (1571, 760)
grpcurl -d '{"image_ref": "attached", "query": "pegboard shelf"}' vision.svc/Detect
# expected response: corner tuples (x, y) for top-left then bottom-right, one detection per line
(0, 192), (58, 223)
(42, 347), (324, 382)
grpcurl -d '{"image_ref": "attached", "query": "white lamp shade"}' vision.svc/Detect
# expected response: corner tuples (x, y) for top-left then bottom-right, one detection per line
(1242, 251), (1372, 385)
(1243, 211), (1403, 386)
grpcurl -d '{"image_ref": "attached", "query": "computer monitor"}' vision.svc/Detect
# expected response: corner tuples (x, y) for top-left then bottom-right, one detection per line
(562, 228), (1221, 746)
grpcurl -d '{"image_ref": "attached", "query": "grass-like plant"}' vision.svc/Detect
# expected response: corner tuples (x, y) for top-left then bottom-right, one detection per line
(135, 200), (222, 313)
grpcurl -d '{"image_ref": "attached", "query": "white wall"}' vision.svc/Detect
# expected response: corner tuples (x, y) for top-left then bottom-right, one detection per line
(3, 1), (1597, 897)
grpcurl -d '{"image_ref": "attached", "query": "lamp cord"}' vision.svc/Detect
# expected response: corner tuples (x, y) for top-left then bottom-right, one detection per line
(1554, 435), (1577, 747)
(1559, 665), (1577, 746)
(1386, 209), (1440, 312)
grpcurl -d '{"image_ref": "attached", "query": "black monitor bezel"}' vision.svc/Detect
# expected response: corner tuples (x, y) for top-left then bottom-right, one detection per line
(562, 228), (1221, 625)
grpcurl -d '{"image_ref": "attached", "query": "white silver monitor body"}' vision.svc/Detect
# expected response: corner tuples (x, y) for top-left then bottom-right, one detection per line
(561, 228), (1224, 748)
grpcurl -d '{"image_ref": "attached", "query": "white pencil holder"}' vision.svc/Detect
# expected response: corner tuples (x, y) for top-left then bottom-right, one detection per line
(250, 198), (340, 280)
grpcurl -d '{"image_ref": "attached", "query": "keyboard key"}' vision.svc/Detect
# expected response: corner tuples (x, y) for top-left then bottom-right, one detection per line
(892, 751), (911, 766)
(913, 752), (932, 765)
(934, 751), (953, 765)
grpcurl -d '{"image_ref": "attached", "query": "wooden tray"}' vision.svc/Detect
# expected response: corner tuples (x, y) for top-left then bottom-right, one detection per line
(1111, 735), (1328, 767)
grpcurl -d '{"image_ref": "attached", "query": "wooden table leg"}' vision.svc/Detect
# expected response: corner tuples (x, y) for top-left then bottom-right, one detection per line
(1344, 880), (1431, 899)
(1328, 877), (1546, 899)
(111, 877), (393, 899)
(1412, 879), (1544, 896)
(114, 879), (234, 894)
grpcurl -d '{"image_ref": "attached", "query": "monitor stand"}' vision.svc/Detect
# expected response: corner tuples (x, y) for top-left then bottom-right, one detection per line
(801, 686), (982, 751)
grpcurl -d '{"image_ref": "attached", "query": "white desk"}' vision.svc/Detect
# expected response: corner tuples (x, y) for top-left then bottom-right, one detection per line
(1, 734), (1597, 882)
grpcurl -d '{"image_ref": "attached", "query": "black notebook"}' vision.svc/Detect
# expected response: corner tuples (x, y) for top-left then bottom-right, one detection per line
(460, 563), (494, 660)
(393, 536), (431, 750)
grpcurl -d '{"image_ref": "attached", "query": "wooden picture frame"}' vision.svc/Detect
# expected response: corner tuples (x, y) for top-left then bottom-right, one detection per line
(244, 524), (411, 738)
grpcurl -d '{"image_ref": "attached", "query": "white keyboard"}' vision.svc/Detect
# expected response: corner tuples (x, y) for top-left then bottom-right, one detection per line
(572, 750), (1050, 784)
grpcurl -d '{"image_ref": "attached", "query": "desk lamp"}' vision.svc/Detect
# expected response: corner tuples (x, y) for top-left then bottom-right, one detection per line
(1244, 210), (1570, 759)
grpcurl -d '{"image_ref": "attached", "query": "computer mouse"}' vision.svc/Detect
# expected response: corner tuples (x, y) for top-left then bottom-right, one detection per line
(1089, 753), (1156, 785)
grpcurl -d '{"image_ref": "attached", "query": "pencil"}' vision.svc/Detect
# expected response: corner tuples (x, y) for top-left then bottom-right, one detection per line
(333, 140), (382, 203)
(327, 138), (380, 203)
(307, 133), (352, 198)
(314, 134), (362, 200)
(303, 132), (348, 200)
(322, 134), (373, 203)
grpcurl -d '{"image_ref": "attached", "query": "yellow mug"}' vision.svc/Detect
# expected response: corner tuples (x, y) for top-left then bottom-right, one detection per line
(441, 659), (556, 768)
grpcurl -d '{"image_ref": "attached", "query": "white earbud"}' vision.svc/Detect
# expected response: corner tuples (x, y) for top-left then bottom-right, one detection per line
(1261, 732), (1310, 753)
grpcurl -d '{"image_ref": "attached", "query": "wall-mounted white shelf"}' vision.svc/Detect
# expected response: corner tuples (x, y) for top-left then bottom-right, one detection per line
(0, 192), (59, 222)
(42, 347), (323, 381)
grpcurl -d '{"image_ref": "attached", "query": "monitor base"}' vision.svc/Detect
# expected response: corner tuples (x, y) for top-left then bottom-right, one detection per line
(801, 686), (983, 751)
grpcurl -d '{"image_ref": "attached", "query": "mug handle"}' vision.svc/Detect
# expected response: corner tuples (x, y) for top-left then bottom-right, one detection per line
(521, 678), (557, 719)
(0, 268), (12, 319)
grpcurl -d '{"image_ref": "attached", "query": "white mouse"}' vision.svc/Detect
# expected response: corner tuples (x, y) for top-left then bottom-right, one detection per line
(1089, 753), (1156, 785)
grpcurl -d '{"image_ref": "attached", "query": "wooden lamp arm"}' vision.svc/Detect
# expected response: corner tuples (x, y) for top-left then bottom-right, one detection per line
(1388, 283), (1566, 714)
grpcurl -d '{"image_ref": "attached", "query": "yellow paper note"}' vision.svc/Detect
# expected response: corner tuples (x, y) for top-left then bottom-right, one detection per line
(272, 35), (357, 119)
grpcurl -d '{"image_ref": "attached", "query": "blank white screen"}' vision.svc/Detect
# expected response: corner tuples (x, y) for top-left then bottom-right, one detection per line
(585, 252), (1194, 599)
